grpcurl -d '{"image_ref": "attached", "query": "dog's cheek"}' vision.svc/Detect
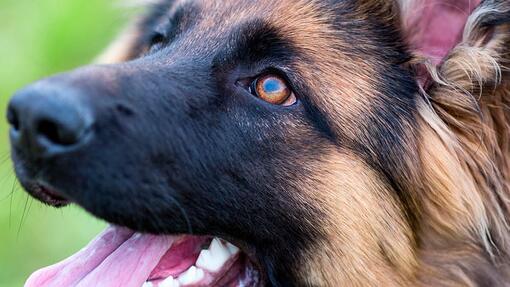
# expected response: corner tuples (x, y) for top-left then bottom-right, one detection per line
(283, 151), (416, 286)
(177, 110), (330, 236)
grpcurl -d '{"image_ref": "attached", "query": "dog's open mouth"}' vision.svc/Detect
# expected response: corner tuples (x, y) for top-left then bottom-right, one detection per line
(25, 226), (260, 287)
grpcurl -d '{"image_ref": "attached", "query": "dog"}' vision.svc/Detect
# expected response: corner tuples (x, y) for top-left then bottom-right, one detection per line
(7, 0), (510, 286)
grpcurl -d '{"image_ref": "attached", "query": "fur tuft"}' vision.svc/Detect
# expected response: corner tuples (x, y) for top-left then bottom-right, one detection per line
(414, 0), (510, 284)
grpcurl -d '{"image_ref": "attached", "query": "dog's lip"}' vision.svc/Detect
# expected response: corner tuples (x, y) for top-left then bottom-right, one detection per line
(12, 160), (70, 207)
(24, 181), (70, 207)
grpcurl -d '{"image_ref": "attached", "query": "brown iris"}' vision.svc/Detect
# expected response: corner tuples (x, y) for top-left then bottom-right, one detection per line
(253, 74), (295, 106)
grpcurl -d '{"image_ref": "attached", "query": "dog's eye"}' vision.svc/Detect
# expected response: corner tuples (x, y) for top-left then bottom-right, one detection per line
(251, 74), (296, 106)
(148, 32), (167, 51)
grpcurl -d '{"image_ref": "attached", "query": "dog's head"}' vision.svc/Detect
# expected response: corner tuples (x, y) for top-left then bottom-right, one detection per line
(9, 0), (510, 286)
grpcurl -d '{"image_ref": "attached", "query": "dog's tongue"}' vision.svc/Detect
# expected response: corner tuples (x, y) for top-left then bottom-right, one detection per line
(25, 226), (177, 287)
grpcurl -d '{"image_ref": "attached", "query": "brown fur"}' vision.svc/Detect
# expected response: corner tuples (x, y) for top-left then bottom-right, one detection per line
(100, 0), (510, 285)
(413, 3), (510, 284)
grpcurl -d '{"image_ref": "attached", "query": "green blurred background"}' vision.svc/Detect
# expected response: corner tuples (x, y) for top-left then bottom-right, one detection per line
(0, 1), (134, 286)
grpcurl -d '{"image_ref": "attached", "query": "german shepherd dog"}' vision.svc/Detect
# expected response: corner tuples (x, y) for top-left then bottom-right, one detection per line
(7, 0), (510, 286)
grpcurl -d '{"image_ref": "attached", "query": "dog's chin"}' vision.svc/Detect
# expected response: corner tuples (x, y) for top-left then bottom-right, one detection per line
(20, 180), (71, 207)
(17, 175), (264, 287)
(14, 163), (71, 208)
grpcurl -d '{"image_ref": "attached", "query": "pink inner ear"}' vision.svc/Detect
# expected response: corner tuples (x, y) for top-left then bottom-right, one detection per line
(405, 0), (481, 65)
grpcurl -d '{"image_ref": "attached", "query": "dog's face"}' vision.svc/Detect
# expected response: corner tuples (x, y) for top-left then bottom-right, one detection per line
(8, 0), (467, 286)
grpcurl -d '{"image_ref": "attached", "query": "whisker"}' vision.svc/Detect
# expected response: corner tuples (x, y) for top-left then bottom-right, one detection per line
(14, 179), (22, 193)
(0, 151), (11, 167)
(0, 192), (13, 202)
(0, 183), (15, 202)
(17, 194), (30, 238)
(9, 177), (16, 229)
(17, 196), (34, 238)
(0, 169), (16, 202)
(0, 169), (13, 187)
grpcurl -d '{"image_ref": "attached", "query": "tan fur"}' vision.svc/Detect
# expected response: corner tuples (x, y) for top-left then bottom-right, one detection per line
(301, 151), (416, 286)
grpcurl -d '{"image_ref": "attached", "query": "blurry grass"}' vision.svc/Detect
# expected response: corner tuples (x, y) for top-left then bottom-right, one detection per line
(0, 1), (132, 286)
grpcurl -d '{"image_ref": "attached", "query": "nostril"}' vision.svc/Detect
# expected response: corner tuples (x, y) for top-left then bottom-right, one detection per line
(9, 83), (94, 156)
(37, 120), (61, 145)
(7, 105), (20, 131)
(36, 119), (80, 146)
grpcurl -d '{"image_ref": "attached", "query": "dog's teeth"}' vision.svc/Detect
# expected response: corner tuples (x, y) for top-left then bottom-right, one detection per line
(159, 276), (180, 287)
(141, 282), (153, 287)
(196, 238), (231, 272)
(196, 246), (229, 272)
(196, 249), (215, 271)
(209, 237), (231, 260)
(177, 266), (204, 285)
(226, 242), (240, 255)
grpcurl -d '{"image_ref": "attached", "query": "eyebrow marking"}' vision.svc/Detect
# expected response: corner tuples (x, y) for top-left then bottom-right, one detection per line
(215, 19), (300, 67)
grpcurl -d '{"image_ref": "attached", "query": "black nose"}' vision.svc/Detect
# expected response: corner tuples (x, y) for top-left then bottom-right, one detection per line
(7, 82), (93, 158)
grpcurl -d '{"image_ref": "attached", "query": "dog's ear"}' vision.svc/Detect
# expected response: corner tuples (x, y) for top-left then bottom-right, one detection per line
(377, 0), (510, 147)
(418, 0), (510, 252)
(423, 0), (510, 148)
(352, 0), (481, 64)
(400, 0), (482, 65)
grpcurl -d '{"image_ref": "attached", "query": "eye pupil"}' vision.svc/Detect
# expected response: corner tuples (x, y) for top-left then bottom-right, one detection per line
(263, 78), (283, 93)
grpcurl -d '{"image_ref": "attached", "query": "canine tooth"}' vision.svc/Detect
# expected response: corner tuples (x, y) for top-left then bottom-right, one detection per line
(159, 276), (180, 287)
(196, 248), (227, 272)
(196, 238), (234, 272)
(209, 238), (231, 260)
(177, 266), (205, 285)
(226, 242), (240, 255)
(141, 282), (153, 287)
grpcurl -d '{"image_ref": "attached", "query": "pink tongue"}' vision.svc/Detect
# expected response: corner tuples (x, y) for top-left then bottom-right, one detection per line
(25, 226), (177, 287)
